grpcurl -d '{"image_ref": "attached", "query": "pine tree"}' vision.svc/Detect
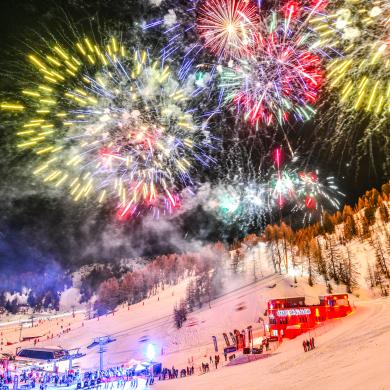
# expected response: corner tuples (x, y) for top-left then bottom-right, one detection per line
(27, 291), (37, 309)
(374, 265), (389, 296)
(367, 263), (376, 289)
(379, 203), (389, 223)
(344, 215), (358, 241)
(322, 212), (335, 234)
(0, 293), (6, 309)
(312, 238), (331, 291)
(342, 205), (354, 221)
(364, 204), (376, 226)
(381, 182), (390, 195)
(371, 236), (390, 279)
(359, 216), (370, 238)
(96, 277), (120, 313)
(5, 298), (18, 314)
(173, 300), (188, 329)
(343, 245), (359, 293)
(305, 241), (314, 286)
(325, 235), (342, 284)
(186, 281), (196, 312)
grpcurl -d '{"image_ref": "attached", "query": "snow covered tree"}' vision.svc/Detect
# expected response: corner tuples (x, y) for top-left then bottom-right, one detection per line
(344, 215), (358, 241)
(371, 237), (390, 280)
(120, 272), (135, 304)
(374, 265), (389, 296)
(95, 277), (120, 314)
(186, 281), (196, 312)
(5, 298), (18, 314)
(379, 203), (389, 223)
(173, 300), (188, 329)
(342, 205), (354, 221)
(340, 246), (359, 293)
(312, 239), (331, 292)
(27, 291), (37, 309)
(381, 182), (390, 195)
(264, 225), (282, 273)
(321, 212), (335, 235)
(367, 263), (376, 289)
(325, 235), (342, 284)
(364, 205), (376, 226)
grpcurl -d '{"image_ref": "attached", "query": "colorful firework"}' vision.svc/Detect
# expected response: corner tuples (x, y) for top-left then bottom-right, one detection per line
(294, 171), (344, 224)
(196, 0), (260, 60)
(267, 149), (343, 223)
(2, 37), (213, 218)
(219, 8), (324, 127)
(311, 0), (390, 115)
(213, 180), (269, 230)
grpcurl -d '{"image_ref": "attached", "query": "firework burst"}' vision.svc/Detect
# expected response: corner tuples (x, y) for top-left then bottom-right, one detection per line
(208, 179), (269, 231)
(267, 148), (343, 223)
(196, 0), (260, 60)
(294, 171), (344, 224)
(2, 37), (213, 218)
(219, 7), (325, 127)
(311, 0), (390, 115)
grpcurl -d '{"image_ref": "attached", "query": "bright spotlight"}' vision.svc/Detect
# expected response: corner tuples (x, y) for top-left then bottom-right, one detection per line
(146, 343), (156, 361)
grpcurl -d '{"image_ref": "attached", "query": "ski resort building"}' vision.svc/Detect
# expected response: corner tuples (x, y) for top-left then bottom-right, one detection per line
(14, 347), (84, 373)
(267, 294), (352, 339)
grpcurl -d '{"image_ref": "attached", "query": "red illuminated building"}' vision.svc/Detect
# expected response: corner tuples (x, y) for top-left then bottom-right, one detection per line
(267, 294), (352, 339)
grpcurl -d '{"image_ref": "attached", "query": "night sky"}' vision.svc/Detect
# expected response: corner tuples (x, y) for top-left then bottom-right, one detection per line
(0, 0), (387, 272)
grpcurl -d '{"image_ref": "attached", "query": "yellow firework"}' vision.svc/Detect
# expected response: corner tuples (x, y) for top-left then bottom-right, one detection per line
(310, 0), (389, 115)
(1, 36), (207, 216)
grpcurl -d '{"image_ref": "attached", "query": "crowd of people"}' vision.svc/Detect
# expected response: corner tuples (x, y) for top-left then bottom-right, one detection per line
(302, 337), (315, 352)
(0, 365), (154, 389)
(158, 352), (223, 382)
(158, 365), (194, 380)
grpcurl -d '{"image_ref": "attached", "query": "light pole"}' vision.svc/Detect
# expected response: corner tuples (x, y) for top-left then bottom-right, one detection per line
(87, 336), (116, 371)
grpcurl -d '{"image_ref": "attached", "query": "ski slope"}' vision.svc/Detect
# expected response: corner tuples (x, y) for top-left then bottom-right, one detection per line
(156, 297), (390, 390)
(1, 239), (389, 389)
(1, 267), (336, 368)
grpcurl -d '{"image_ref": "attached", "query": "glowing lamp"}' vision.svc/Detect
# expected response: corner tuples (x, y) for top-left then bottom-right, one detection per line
(146, 343), (156, 361)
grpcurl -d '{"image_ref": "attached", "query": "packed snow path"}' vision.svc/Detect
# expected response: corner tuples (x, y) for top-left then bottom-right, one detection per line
(154, 298), (390, 390)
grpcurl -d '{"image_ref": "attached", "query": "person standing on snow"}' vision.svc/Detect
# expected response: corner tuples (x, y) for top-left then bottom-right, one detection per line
(303, 340), (307, 352)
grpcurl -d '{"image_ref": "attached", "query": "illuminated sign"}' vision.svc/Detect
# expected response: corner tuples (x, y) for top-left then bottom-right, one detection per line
(277, 308), (311, 317)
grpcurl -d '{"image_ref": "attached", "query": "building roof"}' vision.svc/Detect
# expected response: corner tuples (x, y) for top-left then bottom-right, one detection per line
(17, 347), (69, 361)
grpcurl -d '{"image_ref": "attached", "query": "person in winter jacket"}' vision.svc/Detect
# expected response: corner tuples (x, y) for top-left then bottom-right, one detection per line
(303, 340), (307, 352)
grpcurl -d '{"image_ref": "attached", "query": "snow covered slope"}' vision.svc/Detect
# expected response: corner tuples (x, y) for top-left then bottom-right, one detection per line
(156, 297), (390, 390)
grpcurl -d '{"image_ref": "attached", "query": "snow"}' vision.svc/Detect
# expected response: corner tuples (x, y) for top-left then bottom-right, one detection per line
(3, 264), (387, 388)
(156, 297), (390, 390)
(1, 226), (390, 388)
